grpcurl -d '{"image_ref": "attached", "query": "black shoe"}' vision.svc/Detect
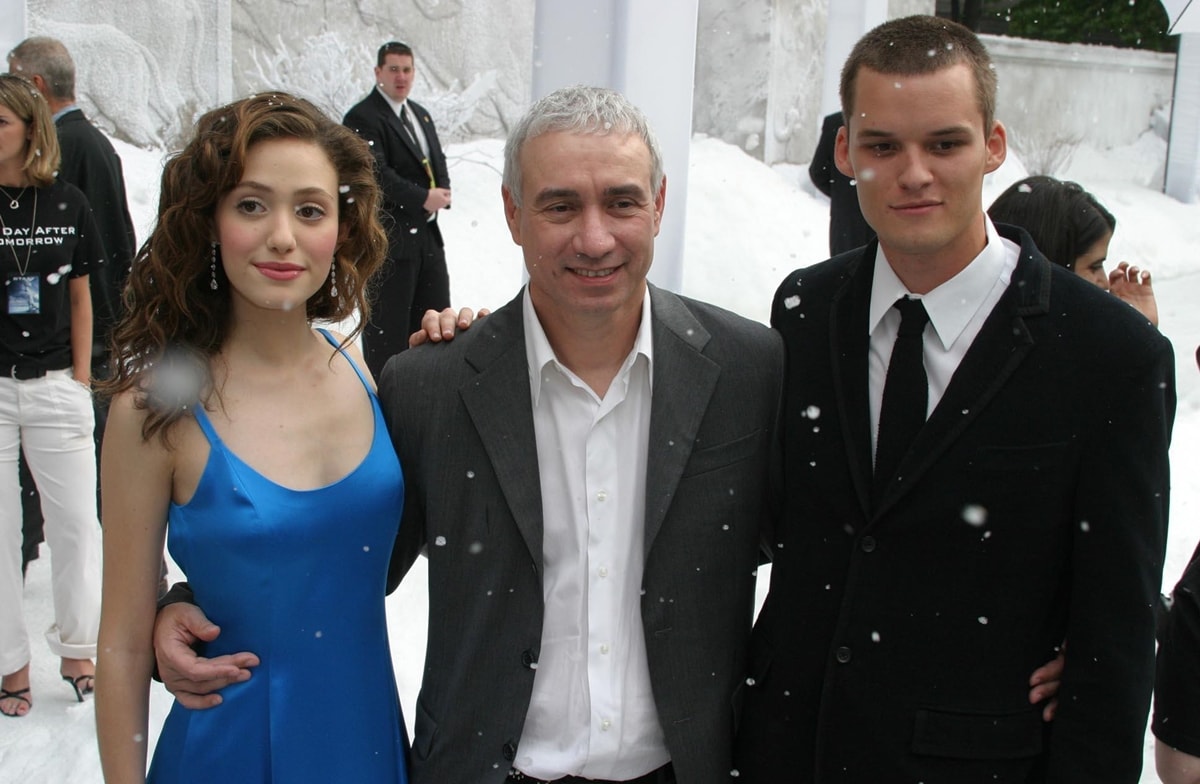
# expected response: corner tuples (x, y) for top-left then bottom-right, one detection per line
(0, 687), (32, 717)
(62, 674), (94, 702)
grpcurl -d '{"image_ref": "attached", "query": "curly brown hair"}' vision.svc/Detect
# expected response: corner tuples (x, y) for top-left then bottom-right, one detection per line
(102, 92), (388, 442)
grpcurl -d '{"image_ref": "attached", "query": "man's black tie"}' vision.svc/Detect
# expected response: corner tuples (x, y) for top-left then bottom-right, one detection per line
(399, 105), (419, 146)
(874, 296), (930, 501)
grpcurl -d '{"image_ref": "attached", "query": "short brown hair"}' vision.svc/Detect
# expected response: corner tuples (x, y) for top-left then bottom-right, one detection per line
(840, 15), (997, 130)
(377, 41), (414, 67)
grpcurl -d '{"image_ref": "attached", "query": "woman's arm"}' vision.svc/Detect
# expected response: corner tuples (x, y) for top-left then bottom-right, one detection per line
(68, 275), (93, 385)
(95, 391), (174, 784)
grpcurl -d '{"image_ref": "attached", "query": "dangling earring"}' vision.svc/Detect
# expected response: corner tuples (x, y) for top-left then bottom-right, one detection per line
(210, 242), (219, 291)
(329, 256), (339, 299)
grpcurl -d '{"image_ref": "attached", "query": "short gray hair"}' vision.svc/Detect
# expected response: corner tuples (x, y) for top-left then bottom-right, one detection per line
(503, 85), (664, 206)
(8, 37), (76, 102)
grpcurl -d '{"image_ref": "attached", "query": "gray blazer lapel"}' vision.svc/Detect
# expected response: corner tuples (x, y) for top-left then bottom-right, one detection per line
(645, 286), (721, 552)
(458, 295), (545, 573)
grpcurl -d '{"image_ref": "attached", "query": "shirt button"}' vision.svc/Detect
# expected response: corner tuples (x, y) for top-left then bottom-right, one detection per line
(597, 490), (608, 502)
(836, 646), (852, 664)
(600, 643), (610, 654)
(860, 536), (876, 553)
(598, 567), (609, 578)
(600, 718), (612, 731)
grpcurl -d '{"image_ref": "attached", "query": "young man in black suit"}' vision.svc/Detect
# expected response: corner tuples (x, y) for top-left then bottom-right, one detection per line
(737, 15), (1175, 783)
(343, 41), (452, 379)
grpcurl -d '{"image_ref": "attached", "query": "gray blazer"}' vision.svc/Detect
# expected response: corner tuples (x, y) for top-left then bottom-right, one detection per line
(381, 285), (783, 784)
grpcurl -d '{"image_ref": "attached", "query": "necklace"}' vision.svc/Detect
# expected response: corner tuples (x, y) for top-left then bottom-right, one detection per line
(0, 184), (27, 210)
(0, 189), (38, 276)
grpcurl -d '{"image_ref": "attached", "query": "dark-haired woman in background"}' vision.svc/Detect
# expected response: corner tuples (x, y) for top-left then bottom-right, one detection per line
(989, 175), (1158, 326)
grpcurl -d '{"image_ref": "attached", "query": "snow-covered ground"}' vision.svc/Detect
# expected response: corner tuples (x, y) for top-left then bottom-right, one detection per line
(2, 130), (1198, 783)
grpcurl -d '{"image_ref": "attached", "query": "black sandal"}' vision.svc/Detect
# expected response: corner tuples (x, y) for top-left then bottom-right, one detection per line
(62, 674), (94, 702)
(0, 687), (31, 717)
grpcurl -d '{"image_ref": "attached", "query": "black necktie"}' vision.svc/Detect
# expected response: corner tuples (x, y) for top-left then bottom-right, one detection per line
(874, 296), (930, 500)
(399, 106), (419, 146)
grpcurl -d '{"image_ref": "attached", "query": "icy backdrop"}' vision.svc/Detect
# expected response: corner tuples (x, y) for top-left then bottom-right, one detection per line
(25, 0), (930, 157)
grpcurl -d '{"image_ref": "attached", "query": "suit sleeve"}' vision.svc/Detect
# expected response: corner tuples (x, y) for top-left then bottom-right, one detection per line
(343, 105), (431, 217)
(380, 358), (427, 594)
(1045, 333), (1176, 782)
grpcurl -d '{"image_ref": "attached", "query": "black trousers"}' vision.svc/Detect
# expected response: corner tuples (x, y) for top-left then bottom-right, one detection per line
(362, 223), (450, 381)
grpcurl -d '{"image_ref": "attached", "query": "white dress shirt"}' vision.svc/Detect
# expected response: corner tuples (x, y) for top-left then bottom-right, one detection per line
(868, 216), (1019, 458)
(514, 287), (670, 780)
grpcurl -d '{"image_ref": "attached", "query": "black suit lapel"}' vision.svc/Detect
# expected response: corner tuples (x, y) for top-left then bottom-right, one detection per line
(368, 90), (426, 168)
(830, 250), (877, 521)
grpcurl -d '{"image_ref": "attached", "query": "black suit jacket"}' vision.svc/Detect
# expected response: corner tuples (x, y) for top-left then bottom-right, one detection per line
(381, 285), (783, 784)
(736, 225), (1175, 782)
(342, 90), (449, 249)
(55, 108), (137, 355)
(809, 111), (874, 257)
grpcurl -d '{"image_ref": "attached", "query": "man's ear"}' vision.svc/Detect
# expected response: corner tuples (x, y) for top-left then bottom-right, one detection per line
(984, 120), (1007, 174)
(834, 124), (854, 179)
(652, 175), (666, 236)
(501, 186), (522, 246)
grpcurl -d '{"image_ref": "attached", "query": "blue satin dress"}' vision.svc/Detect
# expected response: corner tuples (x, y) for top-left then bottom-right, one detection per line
(147, 331), (408, 783)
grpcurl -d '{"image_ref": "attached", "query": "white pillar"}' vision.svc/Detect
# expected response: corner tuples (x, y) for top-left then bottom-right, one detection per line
(1165, 34), (1200, 203)
(0, 0), (28, 69)
(530, 0), (698, 292)
(819, 0), (889, 117)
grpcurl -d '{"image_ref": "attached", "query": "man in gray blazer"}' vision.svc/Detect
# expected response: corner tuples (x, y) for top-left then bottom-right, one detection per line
(152, 86), (783, 784)
(382, 86), (782, 784)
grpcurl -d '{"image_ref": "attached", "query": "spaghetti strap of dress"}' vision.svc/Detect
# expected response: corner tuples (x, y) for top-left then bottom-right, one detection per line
(315, 328), (372, 394)
(189, 406), (221, 446)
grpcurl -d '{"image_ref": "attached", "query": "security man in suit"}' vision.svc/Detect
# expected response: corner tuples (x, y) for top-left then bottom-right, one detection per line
(343, 41), (452, 380)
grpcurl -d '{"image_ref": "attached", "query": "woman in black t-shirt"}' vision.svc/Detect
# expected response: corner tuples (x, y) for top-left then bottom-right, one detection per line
(0, 73), (103, 718)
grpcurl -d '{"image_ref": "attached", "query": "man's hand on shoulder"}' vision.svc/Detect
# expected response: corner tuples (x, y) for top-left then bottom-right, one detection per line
(408, 306), (490, 347)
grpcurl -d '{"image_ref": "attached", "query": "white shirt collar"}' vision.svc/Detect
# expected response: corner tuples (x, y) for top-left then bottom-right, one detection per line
(869, 216), (1017, 351)
(523, 286), (654, 406)
(375, 86), (409, 118)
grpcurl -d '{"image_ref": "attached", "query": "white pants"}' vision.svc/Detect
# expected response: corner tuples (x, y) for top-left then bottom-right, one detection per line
(0, 370), (101, 674)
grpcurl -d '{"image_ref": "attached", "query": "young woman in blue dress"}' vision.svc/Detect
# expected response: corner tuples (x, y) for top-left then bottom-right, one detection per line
(95, 93), (409, 783)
